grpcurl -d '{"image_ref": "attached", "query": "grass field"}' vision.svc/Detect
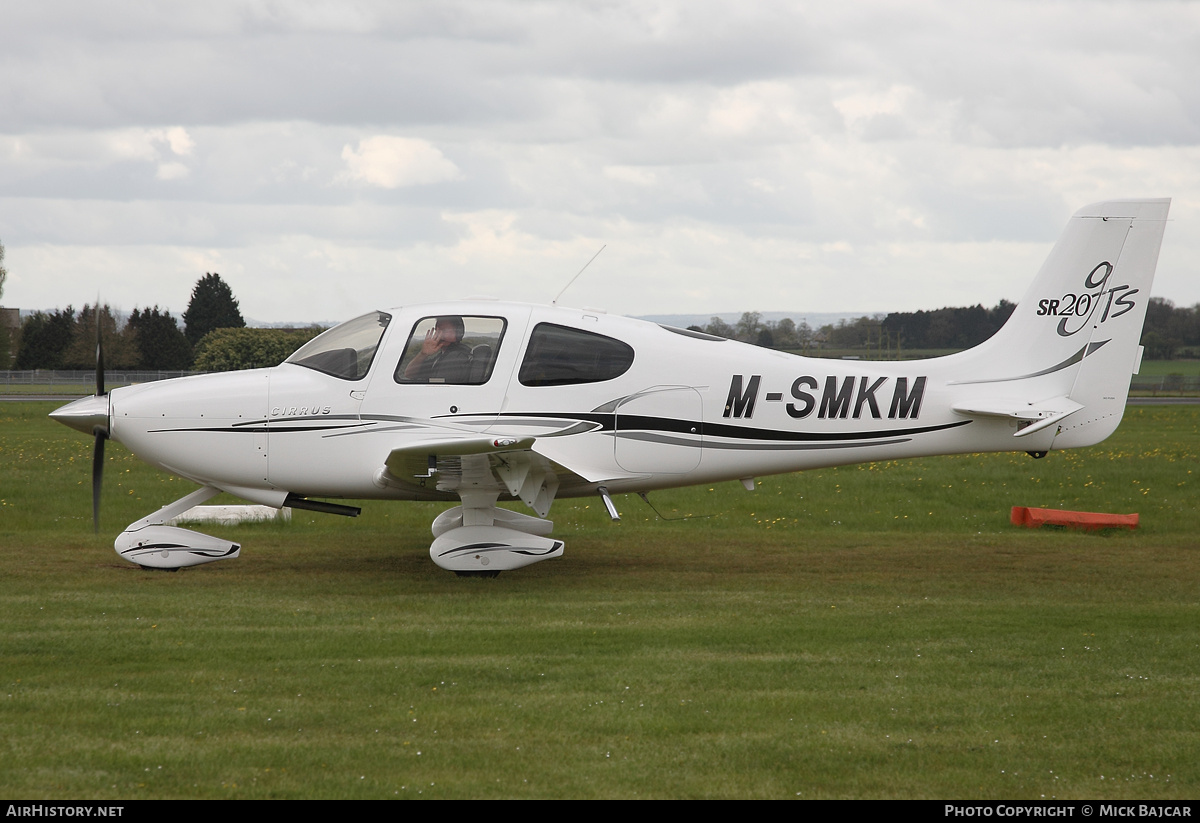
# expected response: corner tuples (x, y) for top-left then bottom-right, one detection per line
(1, 401), (1197, 799)
(1135, 359), (1200, 377)
(0, 384), (102, 395)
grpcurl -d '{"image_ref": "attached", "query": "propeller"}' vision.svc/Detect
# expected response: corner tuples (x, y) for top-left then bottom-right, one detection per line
(47, 304), (115, 533)
(92, 306), (108, 532)
(92, 422), (106, 532)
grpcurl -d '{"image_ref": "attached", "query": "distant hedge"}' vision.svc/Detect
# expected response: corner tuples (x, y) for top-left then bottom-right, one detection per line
(192, 327), (324, 371)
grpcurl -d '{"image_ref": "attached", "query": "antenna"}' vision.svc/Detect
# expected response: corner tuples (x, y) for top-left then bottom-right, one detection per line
(552, 245), (606, 306)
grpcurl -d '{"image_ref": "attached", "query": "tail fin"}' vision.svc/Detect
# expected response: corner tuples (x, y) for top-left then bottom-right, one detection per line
(950, 199), (1170, 448)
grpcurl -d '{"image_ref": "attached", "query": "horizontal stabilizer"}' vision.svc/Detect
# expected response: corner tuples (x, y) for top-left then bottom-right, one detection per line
(952, 397), (1083, 437)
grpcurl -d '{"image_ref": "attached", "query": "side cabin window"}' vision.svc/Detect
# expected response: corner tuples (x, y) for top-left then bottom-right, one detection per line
(286, 311), (391, 381)
(394, 315), (507, 385)
(518, 323), (635, 387)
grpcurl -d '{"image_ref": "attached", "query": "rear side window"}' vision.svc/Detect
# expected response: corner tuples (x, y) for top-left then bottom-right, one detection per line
(519, 323), (635, 386)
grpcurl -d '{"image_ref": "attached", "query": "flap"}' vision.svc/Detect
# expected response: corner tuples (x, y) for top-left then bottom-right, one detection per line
(384, 435), (535, 479)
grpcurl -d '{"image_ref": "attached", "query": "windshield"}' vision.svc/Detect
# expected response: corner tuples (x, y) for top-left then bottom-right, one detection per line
(286, 311), (392, 380)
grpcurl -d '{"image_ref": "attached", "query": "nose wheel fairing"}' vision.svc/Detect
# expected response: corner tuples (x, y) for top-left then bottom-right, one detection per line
(116, 525), (241, 570)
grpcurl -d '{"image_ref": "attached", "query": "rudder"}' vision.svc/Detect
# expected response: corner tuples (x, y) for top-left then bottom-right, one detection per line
(1054, 199), (1170, 446)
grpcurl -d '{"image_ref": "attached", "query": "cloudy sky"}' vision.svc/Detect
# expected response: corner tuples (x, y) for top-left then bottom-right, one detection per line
(2, 0), (1197, 325)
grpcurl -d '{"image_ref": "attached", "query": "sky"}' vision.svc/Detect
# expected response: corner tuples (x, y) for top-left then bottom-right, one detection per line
(1, 0), (1198, 326)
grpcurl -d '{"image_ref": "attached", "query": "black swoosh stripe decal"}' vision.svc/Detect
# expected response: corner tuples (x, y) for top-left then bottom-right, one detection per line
(497, 411), (971, 442)
(145, 412), (970, 446)
(149, 423), (369, 434)
(948, 340), (1109, 386)
(617, 432), (915, 451)
(436, 542), (563, 559)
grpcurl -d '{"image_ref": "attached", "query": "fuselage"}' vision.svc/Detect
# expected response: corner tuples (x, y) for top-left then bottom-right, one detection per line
(102, 300), (1060, 505)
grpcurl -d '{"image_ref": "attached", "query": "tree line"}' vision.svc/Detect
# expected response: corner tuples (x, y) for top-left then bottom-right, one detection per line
(879, 301), (1016, 351)
(0, 238), (9, 368)
(882, 297), (1200, 356)
(690, 303), (1018, 353)
(693, 297), (1200, 358)
(10, 273), (317, 371)
(9, 270), (1200, 371)
(1138, 297), (1200, 359)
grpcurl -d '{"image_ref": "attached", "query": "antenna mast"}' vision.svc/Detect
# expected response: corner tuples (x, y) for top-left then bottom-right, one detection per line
(552, 245), (606, 306)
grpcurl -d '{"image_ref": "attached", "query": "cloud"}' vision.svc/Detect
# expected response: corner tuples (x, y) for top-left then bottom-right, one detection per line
(2, 2), (1199, 320)
(339, 136), (461, 188)
(604, 165), (658, 186)
(104, 127), (193, 162)
(161, 126), (194, 156)
(155, 161), (190, 181)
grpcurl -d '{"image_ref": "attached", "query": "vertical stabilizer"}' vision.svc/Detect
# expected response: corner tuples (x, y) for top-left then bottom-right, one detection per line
(949, 199), (1170, 448)
(1053, 200), (1170, 446)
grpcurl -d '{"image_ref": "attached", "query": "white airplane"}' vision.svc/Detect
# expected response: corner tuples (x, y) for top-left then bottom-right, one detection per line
(51, 199), (1170, 575)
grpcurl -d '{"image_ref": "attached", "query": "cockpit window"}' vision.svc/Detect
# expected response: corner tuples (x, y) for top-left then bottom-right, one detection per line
(519, 323), (635, 386)
(395, 316), (508, 385)
(286, 311), (391, 381)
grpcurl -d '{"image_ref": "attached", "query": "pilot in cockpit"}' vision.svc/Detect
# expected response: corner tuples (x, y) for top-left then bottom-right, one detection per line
(402, 315), (472, 383)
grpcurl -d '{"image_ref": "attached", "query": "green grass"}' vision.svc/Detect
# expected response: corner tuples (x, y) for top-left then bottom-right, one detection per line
(1136, 359), (1200, 377)
(1, 402), (1198, 798)
(0, 383), (150, 396)
(0, 383), (94, 395)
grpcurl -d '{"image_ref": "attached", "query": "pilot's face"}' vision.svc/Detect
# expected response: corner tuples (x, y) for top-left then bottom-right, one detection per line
(435, 319), (460, 344)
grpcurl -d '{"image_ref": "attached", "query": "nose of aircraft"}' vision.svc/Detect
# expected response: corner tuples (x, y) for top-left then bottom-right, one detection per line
(49, 394), (111, 437)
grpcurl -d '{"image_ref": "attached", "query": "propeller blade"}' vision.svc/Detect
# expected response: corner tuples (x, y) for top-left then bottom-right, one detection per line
(95, 304), (106, 397)
(92, 428), (106, 532)
(93, 306), (107, 532)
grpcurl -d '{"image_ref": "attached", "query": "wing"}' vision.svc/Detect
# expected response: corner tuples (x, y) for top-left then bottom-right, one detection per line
(377, 435), (624, 516)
